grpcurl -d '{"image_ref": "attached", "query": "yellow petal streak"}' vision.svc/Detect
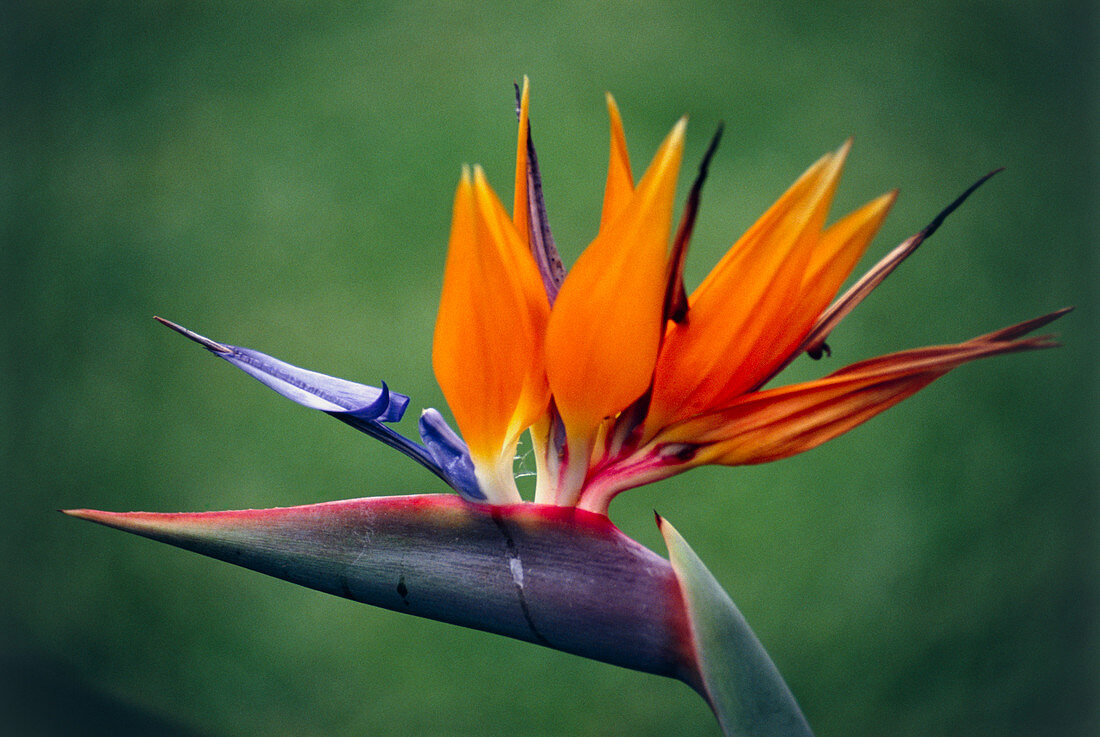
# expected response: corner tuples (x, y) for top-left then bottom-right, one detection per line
(659, 337), (1051, 466)
(599, 94), (634, 231)
(513, 76), (532, 245)
(647, 144), (855, 433)
(433, 167), (550, 502)
(545, 118), (686, 493)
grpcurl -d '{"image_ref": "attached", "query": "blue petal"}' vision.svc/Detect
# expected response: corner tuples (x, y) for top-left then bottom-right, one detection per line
(154, 317), (408, 421)
(418, 409), (485, 502)
(155, 317), (464, 491)
(222, 346), (408, 422)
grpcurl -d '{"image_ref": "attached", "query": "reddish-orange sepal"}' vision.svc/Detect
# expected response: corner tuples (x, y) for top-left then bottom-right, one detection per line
(432, 168), (550, 502)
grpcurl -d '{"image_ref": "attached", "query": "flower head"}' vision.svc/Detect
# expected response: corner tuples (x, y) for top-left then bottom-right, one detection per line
(431, 78), (1065, 512)
(149, 79), (1065, 514)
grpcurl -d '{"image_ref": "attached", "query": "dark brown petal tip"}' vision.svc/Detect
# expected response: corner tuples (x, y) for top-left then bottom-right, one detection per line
(801, 170), (1005, 357)
(664, 123), (724, 325)
(969, 306), (1073, 344)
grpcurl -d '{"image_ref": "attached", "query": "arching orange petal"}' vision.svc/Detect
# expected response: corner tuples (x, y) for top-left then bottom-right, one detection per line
(804, 191), (897, 308)
(599, 93), (635, 231)
(801, 170), (1002, 359)
(545, 118), (686, 501)
(647, 143), (850, 433)
(752, 190), (898, 386)
(433, 167), (550, 502)
(658, 327), (1059, 467)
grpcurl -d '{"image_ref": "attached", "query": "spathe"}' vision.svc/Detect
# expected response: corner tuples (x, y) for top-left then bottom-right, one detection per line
(65, 495), (812, 736)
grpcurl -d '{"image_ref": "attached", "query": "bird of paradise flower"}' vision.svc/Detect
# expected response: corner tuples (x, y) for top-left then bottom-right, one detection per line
(67, 79), (1066, 736)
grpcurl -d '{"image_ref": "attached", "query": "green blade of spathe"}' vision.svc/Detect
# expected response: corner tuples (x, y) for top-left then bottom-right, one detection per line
(658, 515), (814, 737)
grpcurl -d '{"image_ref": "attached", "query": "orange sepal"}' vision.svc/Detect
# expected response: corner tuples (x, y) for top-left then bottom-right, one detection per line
(656, 323), (1060, 467)
(545, 119), (686, 456)
(751, 190), (898, 385)
(432, 167), (550, 499)
(801, 190), (897, 327)
(647, 144), (851, 432)
(599, 93), (635, 231)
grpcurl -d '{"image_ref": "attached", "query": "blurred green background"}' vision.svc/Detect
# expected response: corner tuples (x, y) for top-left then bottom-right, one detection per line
(3, 2), (1095, 736)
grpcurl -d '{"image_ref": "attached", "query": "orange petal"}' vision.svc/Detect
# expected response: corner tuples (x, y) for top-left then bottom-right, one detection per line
(545, 118), (685, 495)
(657, 328), (1059, 467)
(801, 170), (1001, 359)
(433, 167), (550, 501)
(599, 93), (635, 231)
(647, 144), (850, 432)
(803, 191), (896, 311)
(752, 190), (898, 386)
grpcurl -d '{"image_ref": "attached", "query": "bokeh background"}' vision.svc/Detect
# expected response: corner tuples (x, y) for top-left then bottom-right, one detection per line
(4, 2), (1096, 736)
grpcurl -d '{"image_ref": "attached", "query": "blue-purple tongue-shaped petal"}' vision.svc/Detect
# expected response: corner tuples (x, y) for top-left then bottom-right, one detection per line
(223, 347), (407, 421)
(153, 317), (484, 500)
(418, 409), (484, 502)
(154, 317), (407, 422)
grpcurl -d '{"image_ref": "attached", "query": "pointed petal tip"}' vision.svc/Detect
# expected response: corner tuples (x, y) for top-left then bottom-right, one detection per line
(860, 188), (900, 224)
(974, 306), (1074, 344)
(153, 316), (232, 354)
(800, 171), (1001, 357)
(1045, 305), (1074, 322)
(920, 168), (1004, 240)
(822, 139), (850, 179)
(835, 137), (853, 159)
(705, 122), (724, 158)
(60, 507), (97, 520)
(61, 508), (158, 534)
(653, 116), (688, 155)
